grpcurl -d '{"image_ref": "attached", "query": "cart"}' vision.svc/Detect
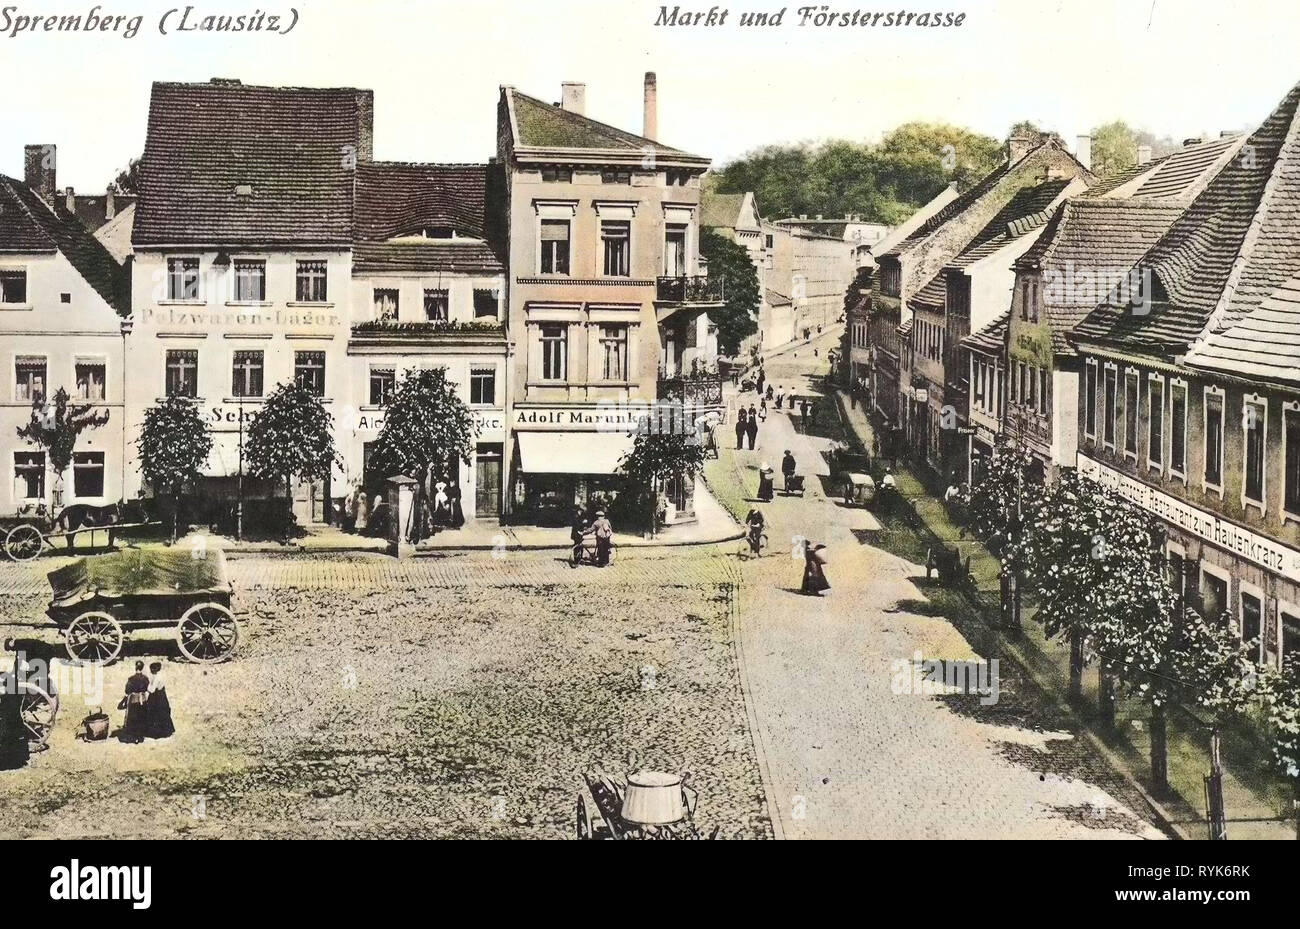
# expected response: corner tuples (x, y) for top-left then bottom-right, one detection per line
(843, 472), (876, 507)
(1, 663), (58, 752)
(45, 548), (240, 665)
(3, 507), (160, 563)
(575, 767), (718, 840)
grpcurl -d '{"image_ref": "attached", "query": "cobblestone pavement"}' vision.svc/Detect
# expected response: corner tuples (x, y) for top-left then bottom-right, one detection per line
(728, 385), (1165, 839)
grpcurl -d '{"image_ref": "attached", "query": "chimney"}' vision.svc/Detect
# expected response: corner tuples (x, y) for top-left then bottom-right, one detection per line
(561, 82), (586, 116)
(23, 144), (56, 202)
(1137, 144), (1153, 165)
(1007, 134), (1033, 165)
(1182, 137), (1203, 147)
(643, 72), (658, 141)
(64, 187), (75, 212)
(355, 90), (374, 164)
(105, 185), (116, 220)
(1220, 130), (1237, 139)
(1075, 134), (1092, 171)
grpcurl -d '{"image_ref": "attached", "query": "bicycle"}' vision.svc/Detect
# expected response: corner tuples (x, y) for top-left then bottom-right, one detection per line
(737, 529), (769, 558)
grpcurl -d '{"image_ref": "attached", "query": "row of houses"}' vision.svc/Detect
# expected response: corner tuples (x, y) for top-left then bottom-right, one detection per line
(1, 74), (727, 528)
(853, 78), (1300, 669)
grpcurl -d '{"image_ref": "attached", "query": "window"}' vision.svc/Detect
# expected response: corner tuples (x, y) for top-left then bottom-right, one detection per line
(1085, 363), (1097, 438)
(1148, 378), (1164, 465)
(1171, 384), (1187, 475)
(231, 350), (264, 398)
(665, 224), (687, 278)
(601, 169), (631, 185)
(1123, 371), (1138, 455)
(13, 451), (44, 500)
(0, 269), (27, 304)
(1029, 364), (1039, 410)
(233, 260), (266, 302)
(72, 451), (104, 498)
(473, 288), (499, 319)
(75, 360), (106, 402)
(1286, 408), (1300, 514)
(470, 367), (496, 405)
(666, 169), (691, 186)
(166, 258), (200, 301)
(1241, 591), (1262, 657)
(601, 220), (631, 277)
(1283, 610), (1300, 665)
(1038, 367), (1048, 415)
(15, 356), (46, 402)
(540, 324), (567, 381)
(1205, 391), (1224, 486)
(1244, 399), (1265, 504)
(374, 289), (399, 322)
(294, 351), (326, 396)
(424, 289), (449, 322)
(600, 324), (629, 381)
(541, 168), (572, 183)
(1104, 368), (1117, 447)
(165, 350), (198, 398)
(295, 260), (328, 302)
(1020, 280), (1030, 321)
(540, 220), (571, 275)
(1201, 570), (1229, 624)
(369, 366), (395, 406)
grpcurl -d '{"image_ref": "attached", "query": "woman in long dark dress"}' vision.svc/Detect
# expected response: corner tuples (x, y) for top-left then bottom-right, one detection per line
(120, 662), (149, 744)
(757, 464), (775, 502)
(146, 662), (175, 739)
(801, 540), (831, 596)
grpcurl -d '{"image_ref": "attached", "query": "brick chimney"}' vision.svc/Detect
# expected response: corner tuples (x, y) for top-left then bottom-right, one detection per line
(23, 144), (56, 202)
(1075, 134), (1092, 171)
(355, 90), (374, 163)
(105, 185), (117, 220)
(643, 72), (658, 141)
(1137, 144), (1153, 165)
(561, 82), (586, 116)
(1007, 134), (1033, 165)
(64, 187), (75, 212)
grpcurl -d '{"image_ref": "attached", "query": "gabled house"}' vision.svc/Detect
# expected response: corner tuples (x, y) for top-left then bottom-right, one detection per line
(701, 189), (766, 354)
(2, 146), (129, 511)
(1069, 80), (1300, 668)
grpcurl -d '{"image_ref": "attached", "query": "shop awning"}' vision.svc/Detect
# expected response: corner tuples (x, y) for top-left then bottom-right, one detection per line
(515, 431), (635, 475)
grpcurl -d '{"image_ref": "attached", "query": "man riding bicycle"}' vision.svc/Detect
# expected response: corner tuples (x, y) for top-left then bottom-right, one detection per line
(744, 507), (766, 555)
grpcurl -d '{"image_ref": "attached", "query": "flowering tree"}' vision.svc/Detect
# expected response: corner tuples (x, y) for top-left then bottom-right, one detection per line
(17, 387), (111, 508)
(137, 396), (212, 542)
(244, 383), (338, 541)
(1258, 659), (1300, 839)
(367, 368), (477, 488)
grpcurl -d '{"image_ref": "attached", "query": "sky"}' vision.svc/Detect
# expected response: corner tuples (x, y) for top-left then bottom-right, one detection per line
(3, 0), (1300, 190)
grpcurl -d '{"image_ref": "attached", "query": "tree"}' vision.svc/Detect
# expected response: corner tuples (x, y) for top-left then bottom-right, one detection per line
(136, 396), (212, 542)
(619, 426), (708, 537)
(367, 367), (477, 489)
(1090, 120), (1140, 179)
(113, 157), (142, 195)
(16, 387), (111, 509)
(1258, 659), (1300, 838)
(244, 383), (339, 541)
(699, 228), (760, 356)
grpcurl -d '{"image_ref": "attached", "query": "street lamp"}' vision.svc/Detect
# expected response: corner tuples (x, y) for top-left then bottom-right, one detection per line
(119, 315), (133, 502)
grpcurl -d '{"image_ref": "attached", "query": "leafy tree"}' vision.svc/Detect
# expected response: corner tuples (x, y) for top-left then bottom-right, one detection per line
(17, 387), (110, 509)
(1090, 120), (1140, 179)
(136, 396), (212, 542)
(367, 367), (477, 488)
(113, 157), (142, 195)
(699, 228), (760, 357)
(620, 426), (708, 537)
(244, 383), (339, 541)
(1258, 660), (1300, 838)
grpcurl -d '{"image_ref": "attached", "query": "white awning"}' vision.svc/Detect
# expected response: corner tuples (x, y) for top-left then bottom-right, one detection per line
(516, 431), (634, 475)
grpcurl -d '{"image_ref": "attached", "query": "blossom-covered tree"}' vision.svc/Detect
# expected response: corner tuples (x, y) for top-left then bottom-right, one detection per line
(137, 396), (212, 542)
(17, 387), (111, 508)
(1258, 659), (1300, 839)
(244, 383), (338, 541)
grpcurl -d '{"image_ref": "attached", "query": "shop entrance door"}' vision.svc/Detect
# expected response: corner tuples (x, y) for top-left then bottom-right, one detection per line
(476, 444), (502, 518)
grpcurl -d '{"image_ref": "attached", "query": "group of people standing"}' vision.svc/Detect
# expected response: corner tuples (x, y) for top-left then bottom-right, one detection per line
(119, 660), (174, 744)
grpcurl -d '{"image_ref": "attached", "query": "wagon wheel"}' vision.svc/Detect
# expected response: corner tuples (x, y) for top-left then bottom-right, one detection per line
(18, 683), (58, 751)
(576, 794), (594, 840)
(4, 524), (44, 562)
(65, 611), (124, 665)
(176, 602), (239, 663)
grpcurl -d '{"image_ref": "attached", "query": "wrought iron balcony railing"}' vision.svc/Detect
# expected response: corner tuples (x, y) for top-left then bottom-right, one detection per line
(656, 275), (725, 304)
(657, 372), (724, 405)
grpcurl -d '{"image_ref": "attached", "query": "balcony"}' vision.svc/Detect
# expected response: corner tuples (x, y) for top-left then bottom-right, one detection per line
(655, 275), (725, 306)
(657, 370), (724, 406)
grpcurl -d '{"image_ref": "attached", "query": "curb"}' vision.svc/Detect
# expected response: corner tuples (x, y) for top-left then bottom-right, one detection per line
(728, 578), (785, 840)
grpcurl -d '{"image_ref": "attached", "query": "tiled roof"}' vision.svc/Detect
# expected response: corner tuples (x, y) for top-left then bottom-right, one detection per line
(70, 194), (137, 234)
(1081, 159), (1167, 198)
(700, 192), (745, 228)
(961, 309), (1010, 356)
(133, 80), (369, 246)
(0, 175), (128, 312)
(505, 89), (705, 162)
(908, 274), (947, 311)
(355, 162), (488, 241)
(766, 287), (792, 307)
(1075, 81), (1300, 355)
(878, 158), (1016, 261)
(1183, 276), (1300, 384)
(1134, 134), (1243, 199)
(352, 241), (503, 275)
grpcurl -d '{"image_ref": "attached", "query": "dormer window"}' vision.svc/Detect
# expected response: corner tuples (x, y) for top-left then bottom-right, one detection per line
(234, 184), (254, 198)
(424, 226), (454, 239)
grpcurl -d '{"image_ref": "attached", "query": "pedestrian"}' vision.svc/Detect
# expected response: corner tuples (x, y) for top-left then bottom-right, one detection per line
(746, 405), (759, 450)
(734, 408), (747, 450)
(757, 463), (775, 502)
(765, 383), (773, 402)
(146, 662), (175, 740)
(799, 398), (809, 430)
(781, 449), (797, 492)
(756, 369), (766, 396)
(801, 540), (831, 595)
(759, 397), (768, 421)
(119, 661), (149, 744)
(433, 481), (451, 526)
(809, 401), (818, 429)
(591, 509), (613, 567)
(775, 388), (784, 411)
